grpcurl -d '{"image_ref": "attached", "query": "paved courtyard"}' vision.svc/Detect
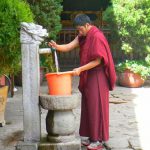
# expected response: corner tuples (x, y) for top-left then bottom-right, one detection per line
(0, 77), (150, 150)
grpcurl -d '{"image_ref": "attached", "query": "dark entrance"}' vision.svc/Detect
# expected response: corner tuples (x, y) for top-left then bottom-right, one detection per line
(62, 0), (109, 11)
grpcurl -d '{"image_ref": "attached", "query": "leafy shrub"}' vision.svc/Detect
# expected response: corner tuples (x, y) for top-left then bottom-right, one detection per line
(103, 0), (150, 60)
(28, 0), (63, 40)
(0, 0), (33, 75)
(27, 0), (63, 72)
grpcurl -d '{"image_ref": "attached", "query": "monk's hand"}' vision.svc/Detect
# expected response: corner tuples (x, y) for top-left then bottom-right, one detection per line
(48, 40), (57, 49)
(73, 68), (82, 76)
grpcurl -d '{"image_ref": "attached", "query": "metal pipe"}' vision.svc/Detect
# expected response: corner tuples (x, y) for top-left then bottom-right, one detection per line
(39, 48), (52, 54)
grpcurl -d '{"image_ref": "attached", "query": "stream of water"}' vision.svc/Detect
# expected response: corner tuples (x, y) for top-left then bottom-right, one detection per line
(54, 50), (59, 73)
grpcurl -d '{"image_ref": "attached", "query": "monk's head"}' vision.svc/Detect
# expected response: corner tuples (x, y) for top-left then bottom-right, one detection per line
(73, 14), (92, 36)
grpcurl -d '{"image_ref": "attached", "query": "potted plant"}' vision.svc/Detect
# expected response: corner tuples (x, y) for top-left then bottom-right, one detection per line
(116, 60), (150, 87)
(103, 0), (150, 87)
(0, 86), (8, 126)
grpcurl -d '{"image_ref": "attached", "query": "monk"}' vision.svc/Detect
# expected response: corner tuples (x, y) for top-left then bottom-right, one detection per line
(48, 14), (116, 150)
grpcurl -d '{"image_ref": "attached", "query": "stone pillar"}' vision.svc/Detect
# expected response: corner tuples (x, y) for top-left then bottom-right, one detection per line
(39, 94), (81, 150)
(16, 22), (48, 150)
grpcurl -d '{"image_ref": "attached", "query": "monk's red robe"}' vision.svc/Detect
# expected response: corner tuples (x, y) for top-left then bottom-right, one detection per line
(78, 26), (116, 142)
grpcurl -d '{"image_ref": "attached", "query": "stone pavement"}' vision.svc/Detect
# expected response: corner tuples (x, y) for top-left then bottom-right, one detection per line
(0, 76), (150, 150)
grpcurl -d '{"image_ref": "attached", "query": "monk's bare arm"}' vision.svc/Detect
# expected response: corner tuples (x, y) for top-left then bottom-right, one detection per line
(48, 36), (79, 52)
(73, 58), (101, 76)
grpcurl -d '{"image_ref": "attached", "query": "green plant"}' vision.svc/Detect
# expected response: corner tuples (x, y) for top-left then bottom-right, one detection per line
(0, 0), (34, 76)
(28, 0), (63, 40)
(27, 0), (63, 72)
(40, 53), (57, 72)
(103, 0), (150, 60)
(116, 60), (150, 79)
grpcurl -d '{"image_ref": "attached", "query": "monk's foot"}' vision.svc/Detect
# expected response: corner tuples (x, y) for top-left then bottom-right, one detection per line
(87, 141), (104, 150)
(102, 141), (112, 150)
(81, 136), (90, 146)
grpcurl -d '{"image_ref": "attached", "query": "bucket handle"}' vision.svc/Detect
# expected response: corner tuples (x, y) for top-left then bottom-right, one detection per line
(56, 71), (74, 75)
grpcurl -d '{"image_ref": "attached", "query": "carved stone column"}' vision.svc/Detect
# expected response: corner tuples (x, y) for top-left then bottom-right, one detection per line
(16, 22), (48, 150)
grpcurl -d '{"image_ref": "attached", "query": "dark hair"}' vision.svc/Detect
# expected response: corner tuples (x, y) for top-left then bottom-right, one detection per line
(73, 14), (92, 27)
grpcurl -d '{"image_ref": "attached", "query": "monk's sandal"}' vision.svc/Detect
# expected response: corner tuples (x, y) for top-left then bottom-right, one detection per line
(87, 141), (104, 150)
(81, 139), (90, 146)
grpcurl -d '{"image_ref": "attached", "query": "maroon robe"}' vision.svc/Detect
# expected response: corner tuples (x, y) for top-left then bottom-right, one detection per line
(78, 26), (116, 142)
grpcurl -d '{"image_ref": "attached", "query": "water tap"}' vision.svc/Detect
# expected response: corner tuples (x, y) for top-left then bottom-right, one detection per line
(45, 42), (56, 52)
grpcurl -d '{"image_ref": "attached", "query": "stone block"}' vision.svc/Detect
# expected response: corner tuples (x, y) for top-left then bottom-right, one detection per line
(47, 135), (75, 143)
(39, 139), (81, 150)
(16, 141), (38, 150)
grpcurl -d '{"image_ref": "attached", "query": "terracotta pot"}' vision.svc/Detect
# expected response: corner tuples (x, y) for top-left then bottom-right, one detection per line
(45, 71), (73, 95)
(0, 86), (8, 126)
(118, 70), (145, 88)
(0, 76), (5, 86)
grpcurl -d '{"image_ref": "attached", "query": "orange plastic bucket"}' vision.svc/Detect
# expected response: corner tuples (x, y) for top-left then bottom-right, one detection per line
(45, 71), (73, 95)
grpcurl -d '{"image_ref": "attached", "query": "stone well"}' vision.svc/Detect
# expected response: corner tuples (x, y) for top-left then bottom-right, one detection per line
(39, 93), (81, 150)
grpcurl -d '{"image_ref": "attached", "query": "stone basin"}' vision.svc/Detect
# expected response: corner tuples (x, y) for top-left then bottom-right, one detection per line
(40, 93), (80, 110)
(39, 93), (81, 145)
